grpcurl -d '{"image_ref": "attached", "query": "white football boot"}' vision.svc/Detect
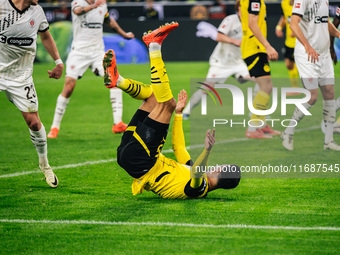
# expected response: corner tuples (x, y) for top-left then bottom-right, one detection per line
(324, 141), (340, 151)
(40, 164), (58, 188)
(281, 132), (294, 151)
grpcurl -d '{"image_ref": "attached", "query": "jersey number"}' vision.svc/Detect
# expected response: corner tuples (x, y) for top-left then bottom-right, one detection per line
(24, 85), (36, 100)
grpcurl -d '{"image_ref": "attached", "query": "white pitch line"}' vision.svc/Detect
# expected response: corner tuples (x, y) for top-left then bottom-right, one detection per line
(0, 125), (320, 179)
(0, 219), (339, 231)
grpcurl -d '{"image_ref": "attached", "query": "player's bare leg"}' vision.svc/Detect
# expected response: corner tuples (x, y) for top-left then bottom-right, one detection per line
(22, 112), (58, 188)
(48, 76), (75, 138)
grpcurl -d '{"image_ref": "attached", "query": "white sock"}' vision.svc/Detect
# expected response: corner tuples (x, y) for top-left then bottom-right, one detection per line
(285, 102), (313, 135)
(335, 97), (340, 111)
(51, 94), (70, 129)
(323, 99), (335, 144)
(30, 124), (49, 166)
(149, 42), (161, 52)
(110, 88), (123, 124)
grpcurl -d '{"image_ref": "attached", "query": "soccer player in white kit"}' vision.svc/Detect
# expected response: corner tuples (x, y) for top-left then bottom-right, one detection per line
(48, 0), (135, 138)
(182, 0), (260, 119)
(0, 0), (64, 187)
(281, 0), (340, 151)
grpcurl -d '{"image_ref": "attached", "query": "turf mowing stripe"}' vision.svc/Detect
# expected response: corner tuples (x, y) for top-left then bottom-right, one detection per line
(0, 219), (339, 231)
(0, 125), (320, 179)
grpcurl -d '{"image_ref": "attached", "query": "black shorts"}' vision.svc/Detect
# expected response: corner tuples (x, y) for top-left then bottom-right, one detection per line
(117, 109), (169, 179)
(244, 53), (271, 78)
(282, 45), (295, 61)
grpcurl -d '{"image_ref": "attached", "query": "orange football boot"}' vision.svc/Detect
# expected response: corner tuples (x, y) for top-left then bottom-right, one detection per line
(259, 124), (281, 136)
(47, 127), (59, 138)
(112, 121), (128, 134)
(142, 21), (179, 47)
(246, 129), (272, 139)
(103, 49), (119, 88)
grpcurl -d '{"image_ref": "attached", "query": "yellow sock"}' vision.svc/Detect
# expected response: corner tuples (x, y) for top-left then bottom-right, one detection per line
(149, 50), (173, 103)
(251, 90), (270, 126)
(288, 65), (299, 88)
(118, 78), (152, 100)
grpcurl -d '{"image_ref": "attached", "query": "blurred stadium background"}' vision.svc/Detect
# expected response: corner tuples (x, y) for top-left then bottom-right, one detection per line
(37, 0), (340, 64)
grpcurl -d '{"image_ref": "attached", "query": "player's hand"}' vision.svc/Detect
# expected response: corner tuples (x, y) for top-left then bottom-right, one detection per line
(205, 129), (215, 151)
(330, 47), (337, 65)
(123, 32), (135, 40)
(94, 0), (106, 8)
(305, 44), (319, 63)
(275, 29), (284, 38)
(265, 45), (278, 61)
(48, 63), (64, 79)
(175, 89), (188, 114)
(233, 39), (242, 47)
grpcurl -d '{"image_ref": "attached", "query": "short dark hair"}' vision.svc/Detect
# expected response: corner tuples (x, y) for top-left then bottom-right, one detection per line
(235, 0), (241, 13)
(216, 165), (241, 189)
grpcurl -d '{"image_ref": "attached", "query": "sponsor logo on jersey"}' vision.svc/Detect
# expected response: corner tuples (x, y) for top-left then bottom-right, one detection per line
(295, 2), (301, 8)
(29, 19), (35, 28)
(7, 37), (34, 46)
(81, 21), (102, 29)
(314, 16), (328, 23)
(251, 2), (260, 11)
(336, 7), (340, 16)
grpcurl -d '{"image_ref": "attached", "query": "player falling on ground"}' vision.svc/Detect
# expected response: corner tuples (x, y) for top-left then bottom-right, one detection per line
(281, 0), (340, 151)
(182, 0), (260, 120)
(240, 0), (281, 139)
(0, 0), (63, 187)
(103, 23), (240, 199)
(321, 4), (340, 134)
(48, 0), (135, 138)
(275, 0), (300, 96)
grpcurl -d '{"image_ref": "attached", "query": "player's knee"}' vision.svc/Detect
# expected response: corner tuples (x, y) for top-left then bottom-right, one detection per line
(216, 165), (241, 189)
(26, 118), (40, 131)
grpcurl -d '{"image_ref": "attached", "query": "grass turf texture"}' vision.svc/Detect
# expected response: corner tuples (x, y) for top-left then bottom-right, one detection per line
(0, 61), (339, 254)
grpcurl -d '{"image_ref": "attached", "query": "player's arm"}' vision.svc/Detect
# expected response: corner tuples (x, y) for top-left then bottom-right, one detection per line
(275, 15), (286, 38)
(216, 32), (242, 47)
(104, 15), (135, 40)
(329, 18), (340, 65)
(248, 14), (278, 61)
(290, 14), (319, 63)
(73, 0), (105, 15)
(172, 90), (192, 166)
(190, 129), (215, 188)
(39, 30), (64, 79)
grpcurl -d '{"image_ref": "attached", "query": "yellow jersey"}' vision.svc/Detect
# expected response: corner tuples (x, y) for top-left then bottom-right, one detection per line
(131, 153), (209, 199)
(281, 0), (296, 48)
(240, 0), (267, 59)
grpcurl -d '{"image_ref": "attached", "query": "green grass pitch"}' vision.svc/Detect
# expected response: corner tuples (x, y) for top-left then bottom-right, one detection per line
(0, 61), (339, 254)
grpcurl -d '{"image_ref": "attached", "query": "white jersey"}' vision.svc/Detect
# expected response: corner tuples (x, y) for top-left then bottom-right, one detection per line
(209, 14), (243, 67)
(70, 0), (107, 52)
(292, 0), (330, 56)
(0, 0), (49, 82)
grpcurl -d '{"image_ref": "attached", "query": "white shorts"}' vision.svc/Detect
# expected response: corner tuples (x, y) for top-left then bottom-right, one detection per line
(295, 52), (335, 90)
(66, 50), (105, 80)
(0, 77), (38, 112)
(206, 62), (250, 83)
